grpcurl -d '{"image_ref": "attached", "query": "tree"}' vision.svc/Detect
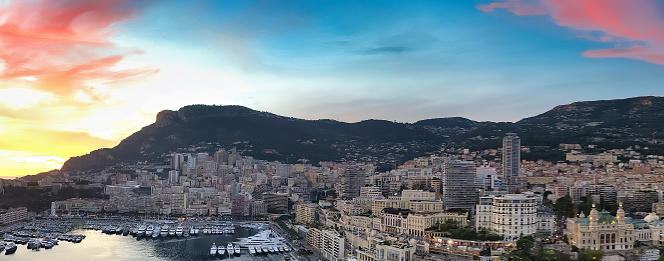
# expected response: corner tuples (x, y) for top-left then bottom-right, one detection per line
(479, 247), (491, 257)
(553, 195), (575, 218)
(578, 249), (604, 261)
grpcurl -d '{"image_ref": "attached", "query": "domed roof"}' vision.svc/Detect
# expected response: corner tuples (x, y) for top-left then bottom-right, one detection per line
(644, 212), (660, 223)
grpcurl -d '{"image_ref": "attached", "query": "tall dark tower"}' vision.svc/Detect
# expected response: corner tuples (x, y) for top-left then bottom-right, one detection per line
(502, 133), (521, 193)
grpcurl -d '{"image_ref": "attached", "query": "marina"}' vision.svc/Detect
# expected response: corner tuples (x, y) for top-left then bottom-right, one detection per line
(0, 219), (295, 260)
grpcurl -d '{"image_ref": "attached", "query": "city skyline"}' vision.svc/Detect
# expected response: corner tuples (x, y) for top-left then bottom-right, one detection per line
(1, 0), (663, 176)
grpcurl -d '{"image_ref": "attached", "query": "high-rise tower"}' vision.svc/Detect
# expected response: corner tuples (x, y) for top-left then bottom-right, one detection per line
(502, 133), (521, 193)
(442, 160), (478, 210)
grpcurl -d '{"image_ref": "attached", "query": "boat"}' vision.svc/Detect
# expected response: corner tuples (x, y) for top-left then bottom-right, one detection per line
(268, 246), (275, 253)
(27, 239), (40, 250)
(217, 244), (225, 256)
(249, 246), (256, 255)
(122, 227), (130, 236)
(4, 242), (17, 255)
(262, 246), (269, 254)
(41, 239), (54, 249)
(210, 243), (217, 256)
(278, 247), (284, 253)
(152, 226), (160, 238)
(234, 244), (241, 256)
(168, 227), (176, 237)
(137, 225), (146, 237)
(146, 225), (154, 237)
(175, 226), (183, 237)
(160, 225), (169, 237)
(189, 227), (196, 236)
(226, 243), (233, 256)
(256, 246), (262, 254)
(284, 246), (290, 252)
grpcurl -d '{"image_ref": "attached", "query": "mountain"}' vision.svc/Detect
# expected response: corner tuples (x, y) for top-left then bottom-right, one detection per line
(61, 96), (664, 173)
(61, 105), (457, 172)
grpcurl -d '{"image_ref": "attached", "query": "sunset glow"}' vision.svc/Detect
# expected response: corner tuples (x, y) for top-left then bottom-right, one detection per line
(1, 0), (663, 176)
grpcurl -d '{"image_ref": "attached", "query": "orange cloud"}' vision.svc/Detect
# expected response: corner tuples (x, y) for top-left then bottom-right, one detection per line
(0, 0), (156, 97)
(478, 0), (664, 64)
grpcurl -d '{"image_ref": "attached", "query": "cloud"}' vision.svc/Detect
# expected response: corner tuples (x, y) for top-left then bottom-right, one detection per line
(359, 46), (409, 55)
(477, 0), (664, 65)
(0, 0), (156, 98)
(477, 0), (548, 15)
(583, 46), (664, 64)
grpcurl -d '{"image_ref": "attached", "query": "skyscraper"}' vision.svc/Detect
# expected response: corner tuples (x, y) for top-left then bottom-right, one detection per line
(340, 164), (366, 199)
(502, 133), (521, 193)
(441, 160), (477, 210)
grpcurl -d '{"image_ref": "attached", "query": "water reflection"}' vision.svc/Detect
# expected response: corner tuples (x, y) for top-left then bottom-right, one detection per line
(3, 228), (288, 261)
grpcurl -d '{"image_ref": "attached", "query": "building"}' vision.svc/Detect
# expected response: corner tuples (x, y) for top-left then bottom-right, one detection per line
(372, 197), (443, 215)
(502, 133), (522, 193)
(566, 204), (636, 251)
(231, 193), (251, 216)
(360, 186), (383, 198)
(250, 200), (268, 217)
(276, 164), (292, 178)
(263, 192), (289, 214)
(406, 211), (468, 237)
(375, 243), (416, 261)
(168, 170), (180, 184)
(341, 165), (366, 199)
(442, 160), (477, 210)
(377, 208), (411, 234)
(306, 228), (345, 261)
(475, 193), (553, 241)
(296, 203), (318, 224)
(0, 207), (28, 225)
(170, 193), (187, 215)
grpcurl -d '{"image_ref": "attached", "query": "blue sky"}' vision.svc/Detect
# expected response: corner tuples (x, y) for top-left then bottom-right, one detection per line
(114, 0), (664, 123)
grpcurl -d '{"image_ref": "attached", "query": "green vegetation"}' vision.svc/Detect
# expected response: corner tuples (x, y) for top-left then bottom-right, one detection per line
(577, 249), (604, 261)
(551, 195), (618, 218)
(275, 216), (302, 240)
(426, 220), (502, 241)
(0, 186), (106, 212)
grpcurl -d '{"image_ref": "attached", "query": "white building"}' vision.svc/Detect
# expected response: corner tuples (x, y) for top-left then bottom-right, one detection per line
(475, 193), (553, 241)
(306, 228), (345, 260)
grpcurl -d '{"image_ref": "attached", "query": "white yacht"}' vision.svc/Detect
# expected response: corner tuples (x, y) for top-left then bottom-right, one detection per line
(249, 246), (256, 255)
(261, 246), (269, 254)
(160, 225), (169, 237)
(145, 225), (154, 237)
(152, 226), (160, 238)
(226, 243), (233, 256)
(256, 246), (262, 254)
(210, 243), (217, 256)
(272, 246), (278, 253)
(234, 244), (241, 256)
(234, 230), (287, 248)
(168, 227), (176, 237)
(175, 226), (183, 237)
(137, 225), (146, 237)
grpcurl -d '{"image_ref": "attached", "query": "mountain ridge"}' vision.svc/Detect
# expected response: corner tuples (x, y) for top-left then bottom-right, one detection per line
(61, 96), (664, 172)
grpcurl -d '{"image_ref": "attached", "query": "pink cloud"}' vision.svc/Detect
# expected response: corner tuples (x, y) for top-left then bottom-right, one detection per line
(0, 0), (156, 98)
(478, 0), (664, 64)
(583, 46), (664, 64)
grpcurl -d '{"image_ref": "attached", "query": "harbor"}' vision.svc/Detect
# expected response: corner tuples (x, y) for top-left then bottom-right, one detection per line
(0, 218), (296, 260)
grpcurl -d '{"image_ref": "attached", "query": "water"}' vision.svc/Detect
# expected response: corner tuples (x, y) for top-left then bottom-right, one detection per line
(3, 228), (290, 261)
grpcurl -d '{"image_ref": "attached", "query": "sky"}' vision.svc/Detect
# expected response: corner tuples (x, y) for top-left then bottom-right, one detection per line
(0, 0), (663, 177)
